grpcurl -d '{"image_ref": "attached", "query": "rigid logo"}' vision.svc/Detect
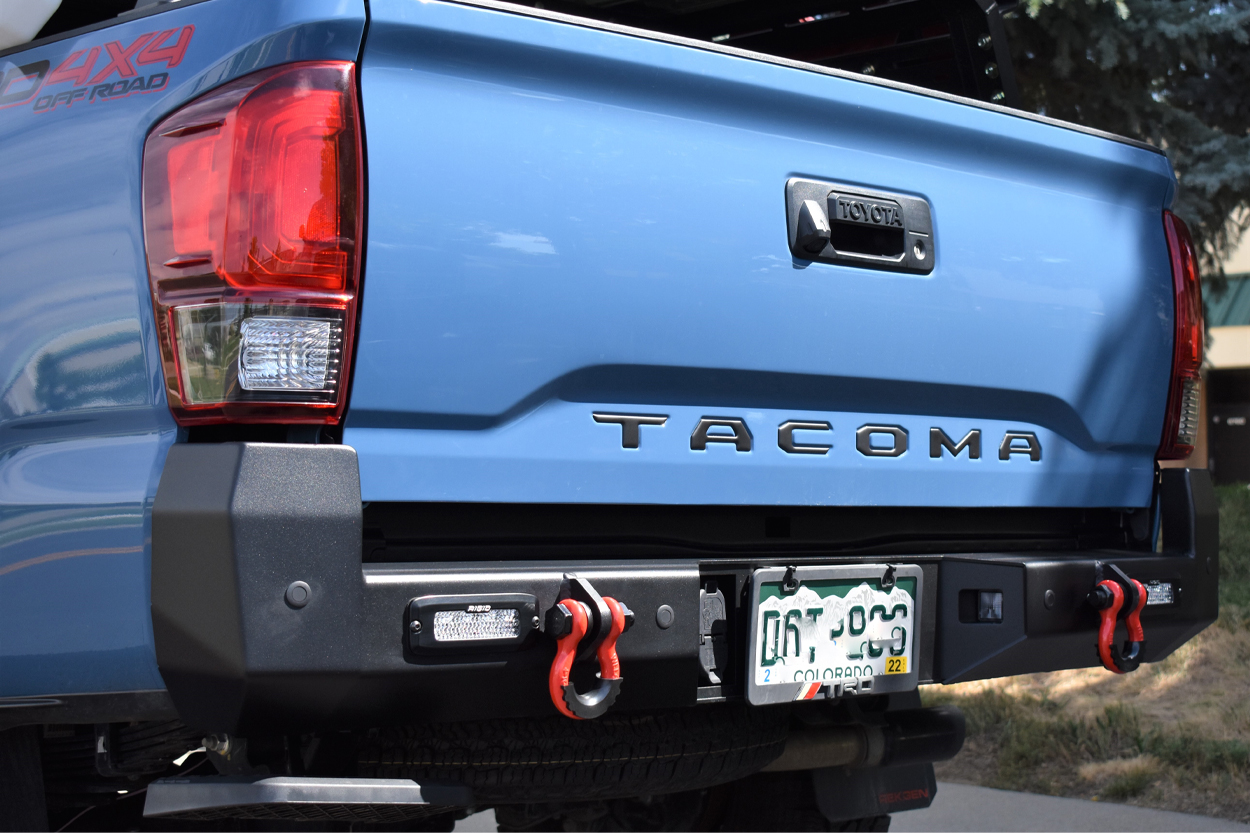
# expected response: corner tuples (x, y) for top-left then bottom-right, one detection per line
(0, 25), (193, 114)
(592, 412), (1042, 461)
(833, 194), (904, 227)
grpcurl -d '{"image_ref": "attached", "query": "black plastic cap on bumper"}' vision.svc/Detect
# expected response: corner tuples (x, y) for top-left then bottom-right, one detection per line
(151, 442), (363, 733)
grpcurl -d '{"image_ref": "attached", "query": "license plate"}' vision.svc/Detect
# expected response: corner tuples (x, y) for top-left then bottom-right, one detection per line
(746, 565), (923, 705)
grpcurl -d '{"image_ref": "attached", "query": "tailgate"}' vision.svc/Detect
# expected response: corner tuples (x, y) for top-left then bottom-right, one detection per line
(344, 0), (1176, 508)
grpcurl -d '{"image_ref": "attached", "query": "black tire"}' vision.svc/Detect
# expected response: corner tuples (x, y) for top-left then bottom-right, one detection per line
(0, 726), (48, 832)
(356, 703), (789, 803)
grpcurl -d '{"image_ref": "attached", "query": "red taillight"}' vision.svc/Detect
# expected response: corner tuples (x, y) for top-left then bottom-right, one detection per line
(1157, 210), (1204, 460)
(142, 61), (361, 425)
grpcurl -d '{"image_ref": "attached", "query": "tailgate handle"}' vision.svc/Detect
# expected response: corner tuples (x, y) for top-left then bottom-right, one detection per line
(786, 178), (933, 274)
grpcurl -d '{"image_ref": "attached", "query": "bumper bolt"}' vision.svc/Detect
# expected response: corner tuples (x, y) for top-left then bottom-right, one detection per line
(547, 604), (575, 637)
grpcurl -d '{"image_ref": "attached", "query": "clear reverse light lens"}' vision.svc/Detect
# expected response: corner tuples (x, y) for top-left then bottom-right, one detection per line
(172, 304), (343, 405)
(239, 316), (341, 391)
(432, 608), (521, 642)
(1176, 377), (1201, 449)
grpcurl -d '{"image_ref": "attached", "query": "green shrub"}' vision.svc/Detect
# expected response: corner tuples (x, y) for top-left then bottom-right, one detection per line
(1103, 768), (1155, 799)
(1145, 733), (1250, 775)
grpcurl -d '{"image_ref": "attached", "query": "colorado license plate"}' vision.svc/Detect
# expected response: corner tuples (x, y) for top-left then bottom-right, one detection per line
(746, 565), (923, 705)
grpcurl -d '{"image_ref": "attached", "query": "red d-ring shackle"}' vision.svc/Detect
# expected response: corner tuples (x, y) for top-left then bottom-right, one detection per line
(548, 597), (626, 719)
(547, 576), (632, 719)
(1089, 563), (1147, 674)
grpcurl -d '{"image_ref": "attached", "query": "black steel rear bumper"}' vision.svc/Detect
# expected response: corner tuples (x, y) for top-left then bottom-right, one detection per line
(151, 443), (1217, 734)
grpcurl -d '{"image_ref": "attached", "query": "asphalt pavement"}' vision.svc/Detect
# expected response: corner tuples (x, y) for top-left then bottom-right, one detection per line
(890, 782), (1249, 832)
(452, 782), (1250, 831)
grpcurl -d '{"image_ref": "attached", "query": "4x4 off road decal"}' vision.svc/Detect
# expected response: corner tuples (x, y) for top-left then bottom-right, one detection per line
(0, 25), (193, 114)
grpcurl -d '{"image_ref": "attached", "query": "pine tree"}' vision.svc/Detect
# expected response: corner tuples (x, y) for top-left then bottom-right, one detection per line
(1005, 0), (1250, 280)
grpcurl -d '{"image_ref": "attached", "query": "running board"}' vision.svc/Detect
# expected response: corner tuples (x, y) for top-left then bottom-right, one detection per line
(143, 776), (472, 822)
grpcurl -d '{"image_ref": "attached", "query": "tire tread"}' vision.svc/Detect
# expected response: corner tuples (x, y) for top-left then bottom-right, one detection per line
(356, 703), (789, 802)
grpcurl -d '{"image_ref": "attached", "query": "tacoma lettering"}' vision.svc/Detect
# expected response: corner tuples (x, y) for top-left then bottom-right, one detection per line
(591, 412), (1043, 461)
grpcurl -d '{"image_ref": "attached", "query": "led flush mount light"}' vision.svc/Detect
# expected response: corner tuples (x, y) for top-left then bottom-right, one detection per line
(407, 594), (539, 653)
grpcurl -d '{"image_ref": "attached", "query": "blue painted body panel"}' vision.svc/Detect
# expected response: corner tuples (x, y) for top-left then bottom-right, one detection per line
(0, 0), (365, 697)
(347, 0), (1176, 507)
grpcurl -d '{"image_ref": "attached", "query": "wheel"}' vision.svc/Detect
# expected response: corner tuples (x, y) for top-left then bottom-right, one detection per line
(356, 702), (790, 803)
(0, 726), (48, 832)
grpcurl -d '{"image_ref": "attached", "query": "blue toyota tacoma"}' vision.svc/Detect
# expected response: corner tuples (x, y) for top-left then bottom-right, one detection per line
(0, 0), (1216, 830)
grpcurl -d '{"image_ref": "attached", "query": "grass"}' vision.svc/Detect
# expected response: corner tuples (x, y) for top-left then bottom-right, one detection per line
(925, 688), (1249, 781)
(918, 484), (1250, 822)
(1217, 483), (1250, 612)
(1102, 764), (1156, 800)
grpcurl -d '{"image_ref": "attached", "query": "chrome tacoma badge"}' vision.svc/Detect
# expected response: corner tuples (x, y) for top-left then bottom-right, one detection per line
(591, 413), (1041, 461)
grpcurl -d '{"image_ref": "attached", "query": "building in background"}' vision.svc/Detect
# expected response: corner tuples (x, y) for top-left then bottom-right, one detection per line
(1203, 238), (1250, 483)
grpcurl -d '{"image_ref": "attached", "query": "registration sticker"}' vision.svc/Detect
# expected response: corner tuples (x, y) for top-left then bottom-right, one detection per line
(885, 656), (908, 675)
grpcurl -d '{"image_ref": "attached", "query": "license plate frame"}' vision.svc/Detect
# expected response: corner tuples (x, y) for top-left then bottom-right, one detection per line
(746, 564), (923, 705)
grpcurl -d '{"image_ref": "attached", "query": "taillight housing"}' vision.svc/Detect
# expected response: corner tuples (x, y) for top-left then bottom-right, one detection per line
(142, 62), (361, 425)
(1157, 210), (1204, 460)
